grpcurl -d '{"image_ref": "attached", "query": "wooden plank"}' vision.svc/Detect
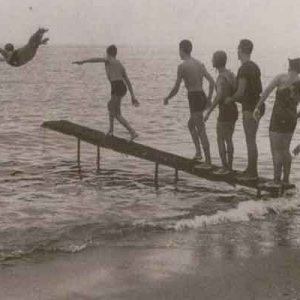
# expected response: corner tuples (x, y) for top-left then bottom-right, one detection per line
(41, 120), (295, 193)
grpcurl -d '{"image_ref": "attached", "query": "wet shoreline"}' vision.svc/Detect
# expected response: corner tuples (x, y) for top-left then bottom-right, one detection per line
(1, 229), (300, 300)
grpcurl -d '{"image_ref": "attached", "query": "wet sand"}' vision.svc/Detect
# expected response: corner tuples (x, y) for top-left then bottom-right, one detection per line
(1, 236), (300, 300)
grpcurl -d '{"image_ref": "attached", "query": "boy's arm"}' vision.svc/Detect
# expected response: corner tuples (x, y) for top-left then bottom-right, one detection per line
(202, 64), (215, 105)
(164, 66), (182, 105)
(225, 77), (246, 105)
(293, 144), (300, 156)
(253, 75), (280, 121)
(204, 78), (224, 122)
(122, 66), (139, 106)
(72, 57), (107, 65)
(0, 48), (8, 61)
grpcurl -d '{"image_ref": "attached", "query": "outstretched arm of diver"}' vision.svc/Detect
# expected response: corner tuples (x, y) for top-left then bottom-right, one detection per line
(253, 75), (280, 121)
(164, 66), (182, 105)
(122, 67), (139, 107)
(72, 57), (107, 65)
(204, 78), (224, 122)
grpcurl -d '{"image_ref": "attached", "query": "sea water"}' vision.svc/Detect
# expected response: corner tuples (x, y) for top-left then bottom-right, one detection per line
(0, 45), (299, 261)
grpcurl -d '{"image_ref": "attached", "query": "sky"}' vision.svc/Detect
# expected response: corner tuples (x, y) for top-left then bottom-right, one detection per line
(0, 0), (300, 57)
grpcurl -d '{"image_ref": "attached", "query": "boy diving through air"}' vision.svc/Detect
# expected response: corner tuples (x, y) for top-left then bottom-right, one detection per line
(0, 28), (49, 67)
(73, 45), (139, 141)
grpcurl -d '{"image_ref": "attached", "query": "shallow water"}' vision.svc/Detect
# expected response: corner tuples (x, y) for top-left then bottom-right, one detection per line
(0, 45), (299, 261)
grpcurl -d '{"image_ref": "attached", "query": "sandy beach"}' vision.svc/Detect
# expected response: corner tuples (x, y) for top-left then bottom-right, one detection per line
(1, 229), (300, 300)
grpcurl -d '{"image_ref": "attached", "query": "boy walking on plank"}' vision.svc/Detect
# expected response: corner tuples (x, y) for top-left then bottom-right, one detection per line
(73, 45), (139, 140)
(163, 40), (214, 169)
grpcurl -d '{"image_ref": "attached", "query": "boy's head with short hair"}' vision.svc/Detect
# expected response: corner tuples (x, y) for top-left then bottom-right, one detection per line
(106, 45), (117, 57)
(289, 58), (300, 74)
(213, 51), (227, 69)
(179, 40), (192, 59)
(238, 39), (253, 60)
(4, 43), (14, 53)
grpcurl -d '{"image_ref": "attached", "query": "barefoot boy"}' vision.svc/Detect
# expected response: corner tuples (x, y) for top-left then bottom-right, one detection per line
(73, 45), (139, 140)
(0, 28), (49, 67)
(204, 51), (238, 174)
(164, 40), (214, 168)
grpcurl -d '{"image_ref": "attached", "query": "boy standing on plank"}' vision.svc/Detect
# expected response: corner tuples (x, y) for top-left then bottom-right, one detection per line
(204, 51), (238, 174)
(225, 39), (263, 180)
(164, 40), (214, 169)
(73, 45), (139, 140)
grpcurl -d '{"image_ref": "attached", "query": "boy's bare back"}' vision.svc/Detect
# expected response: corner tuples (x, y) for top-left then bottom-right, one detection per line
(179, 57), (205, 92)
(105, 58), (125, 82)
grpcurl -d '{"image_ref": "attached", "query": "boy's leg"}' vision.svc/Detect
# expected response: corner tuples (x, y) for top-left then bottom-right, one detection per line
(269, 131), (283, 184)
(107, 98), (115, 135)
(188, 116), (202, 159)
(224, 122), (235, 170)
(282, 132), (293, 184)
(194, 112), (211, 164)
(242, 111), (259, 177)
(216, 122), (228, 169)
(115, 114), (137, 138)
(28, 28), (48, 48)
(111, 95), (137, 139)
(226, 140), (234, 171)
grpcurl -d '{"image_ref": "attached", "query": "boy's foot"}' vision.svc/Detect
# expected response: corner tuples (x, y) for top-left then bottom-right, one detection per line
(130, 132), (138, 141)
(106, 131), (114, 137)
(262, 181), (281, 189)
(213, 168), (230, 175)
(240, 169), (249, 175)
(282, 182), (295, 189)
(194, 162), (212, 170)
(39, 28), (49, 34)
(192, 153), (202, 162)
(237, 173), (258, 181)
(41, 38), (49, 45)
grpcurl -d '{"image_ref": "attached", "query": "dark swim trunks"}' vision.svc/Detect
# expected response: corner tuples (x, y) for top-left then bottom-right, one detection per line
(111, 80), (127, 97)
(187, 91), (207, 113)
(269, 88), (297, 133)
(108, 80), (127, 116)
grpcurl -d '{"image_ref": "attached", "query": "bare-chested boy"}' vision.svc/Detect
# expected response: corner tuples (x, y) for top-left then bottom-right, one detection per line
(163, 40), (214, 168)
(73, 45), (139, 140)
(204, 51), (238, 174)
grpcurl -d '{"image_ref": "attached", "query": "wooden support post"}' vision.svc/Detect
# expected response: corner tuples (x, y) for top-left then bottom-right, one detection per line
(174, 168), (179, 183)
(280, 185), (284, 197)
(256, 187), (261, 199)
(154, 163), (159, 186)
(77, 138), (81, 168)
(97, 146), (100, 172)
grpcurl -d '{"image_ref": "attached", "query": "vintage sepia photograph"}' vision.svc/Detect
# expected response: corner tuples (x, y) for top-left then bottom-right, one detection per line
(1, 0), (300, 299)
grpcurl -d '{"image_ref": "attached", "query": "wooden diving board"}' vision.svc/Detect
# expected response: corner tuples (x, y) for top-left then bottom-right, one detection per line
(41, 120), (295, 197)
